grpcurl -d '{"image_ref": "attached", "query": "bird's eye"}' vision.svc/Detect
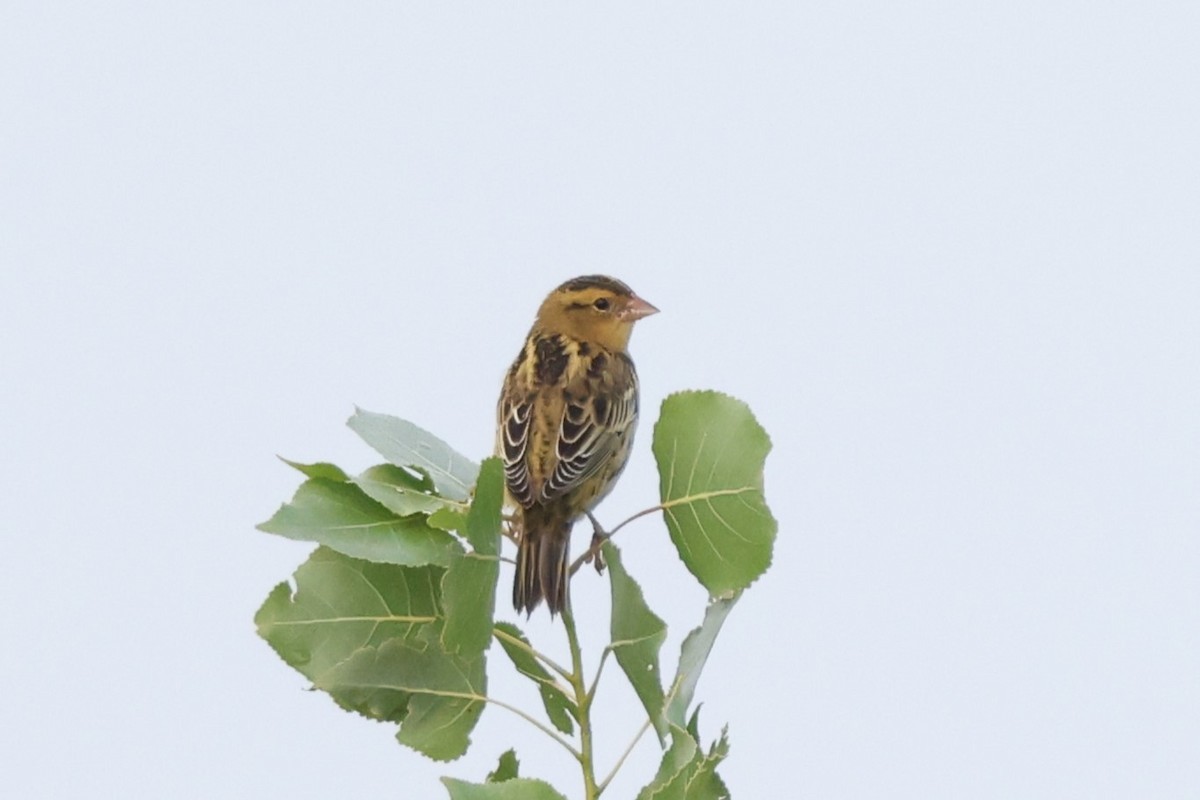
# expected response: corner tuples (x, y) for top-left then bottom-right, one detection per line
(593, 297), (611, 311)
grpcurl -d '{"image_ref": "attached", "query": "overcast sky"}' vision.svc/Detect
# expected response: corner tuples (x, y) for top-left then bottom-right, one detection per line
(3, 3), (1198, 798)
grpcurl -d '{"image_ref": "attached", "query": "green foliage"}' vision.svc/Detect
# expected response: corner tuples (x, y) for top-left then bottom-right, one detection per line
(486, 749), (521, 782)
(463, 458), (504, 557)
(441, 551), (500, 655)
(494, 623), (576, 735)
(279, 458), (350, 481)
(322, 635), (487, 760)
(443, 777), (569, 800)
(353, 463), (456, 516)
(440, 459), (504, 655)
(348, 408), (479, 500)
(638, 718), (731, 800)
(255, 548), (442, 679)
(258, 476), (462, 566)
(605, 541), (668, 743)
(254, 549), (485, 759)
(255, 393), (773, 798)
(666, 596), (738, 729)
(653, 391), (776, 597)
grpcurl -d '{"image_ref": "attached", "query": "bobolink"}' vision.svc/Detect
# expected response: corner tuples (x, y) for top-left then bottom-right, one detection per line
(498, 275), (658, 615)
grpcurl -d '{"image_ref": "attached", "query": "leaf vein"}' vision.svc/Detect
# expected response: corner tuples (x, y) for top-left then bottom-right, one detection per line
(704, 497), (752, 544)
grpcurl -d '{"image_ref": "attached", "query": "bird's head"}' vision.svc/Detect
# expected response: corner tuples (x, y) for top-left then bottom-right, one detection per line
(534, 275), (659, 352)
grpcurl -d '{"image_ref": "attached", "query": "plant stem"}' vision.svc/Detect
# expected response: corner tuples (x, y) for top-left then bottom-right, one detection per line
(413, 688), (580, 758)
(562, 601), (599, 799)
(480, 695), (581, 759)
(586, 647), (611, 705)
(492, 626), (574, 682)
(597, 717), (653, 794)
(569, 503), (665, 575)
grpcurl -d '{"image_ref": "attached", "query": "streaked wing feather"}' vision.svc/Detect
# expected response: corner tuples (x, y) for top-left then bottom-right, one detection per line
(500, 394), (536, 508)
(540, 377), (637, 503)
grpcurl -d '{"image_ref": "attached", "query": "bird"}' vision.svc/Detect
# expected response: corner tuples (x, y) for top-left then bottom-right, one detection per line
(497, 275), (658, 615)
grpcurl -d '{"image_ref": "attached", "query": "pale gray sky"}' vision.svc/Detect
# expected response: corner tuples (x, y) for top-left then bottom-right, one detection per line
(3, 3), (1198, 798)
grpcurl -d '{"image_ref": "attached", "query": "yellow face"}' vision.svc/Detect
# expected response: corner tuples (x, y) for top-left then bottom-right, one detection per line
(536, 282), (659, 351)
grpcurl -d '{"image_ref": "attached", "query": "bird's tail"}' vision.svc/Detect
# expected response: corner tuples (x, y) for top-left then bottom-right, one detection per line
(513, 518), (571, 616)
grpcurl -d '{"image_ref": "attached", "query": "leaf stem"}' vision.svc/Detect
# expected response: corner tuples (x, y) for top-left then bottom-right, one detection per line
(562, 601), (599, 799)
(486, 694), (581, 758)
(586, 647), (611, 705)
(568, 485), (761, 575)
(416, 688), (580, 758)
(492, 626), (574, 683)
(597, 717), (653, 794)
(569, 503), (665, 575)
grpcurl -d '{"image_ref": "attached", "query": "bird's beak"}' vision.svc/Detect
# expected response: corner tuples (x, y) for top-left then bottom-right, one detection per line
(622, 294), (660, 321)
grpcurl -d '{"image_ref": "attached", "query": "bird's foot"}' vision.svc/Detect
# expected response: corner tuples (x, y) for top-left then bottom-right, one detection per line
(585, 512), (608, 574)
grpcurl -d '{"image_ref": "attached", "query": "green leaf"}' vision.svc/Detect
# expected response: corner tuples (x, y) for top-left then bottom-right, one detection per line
(465, 458), (504, 556)
(255, 547), (442, 683)
(653, 391), (776, 596)
(280, 458), (350, 482)
(353, 463), (460, 517)
(486, 749), (520, 783)
(637, 722), (731, 800)
(257, 477), (462, 567)
(493, 622), (576, 735)
(321, 636), (487, 762)
(682, 712), (731, 799)
(440, 458), (505, 656)
(440, 551), (499, 656)
(428, 506), (469, 532)
(685, 740), (731, 800)
(442, 778), (568, 800)
(636, 723), (698, 800)
(665, 595), (738, 729)
(604, 541), (668, 743)
(255, 549), (489, 761)
(348, 408), (479, 501)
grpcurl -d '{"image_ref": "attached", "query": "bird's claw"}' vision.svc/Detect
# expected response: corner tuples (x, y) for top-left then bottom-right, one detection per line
(586, 513), (608, 574)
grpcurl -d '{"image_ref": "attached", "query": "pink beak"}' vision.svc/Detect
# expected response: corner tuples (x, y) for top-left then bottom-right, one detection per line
(621, 294), (660, 321)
